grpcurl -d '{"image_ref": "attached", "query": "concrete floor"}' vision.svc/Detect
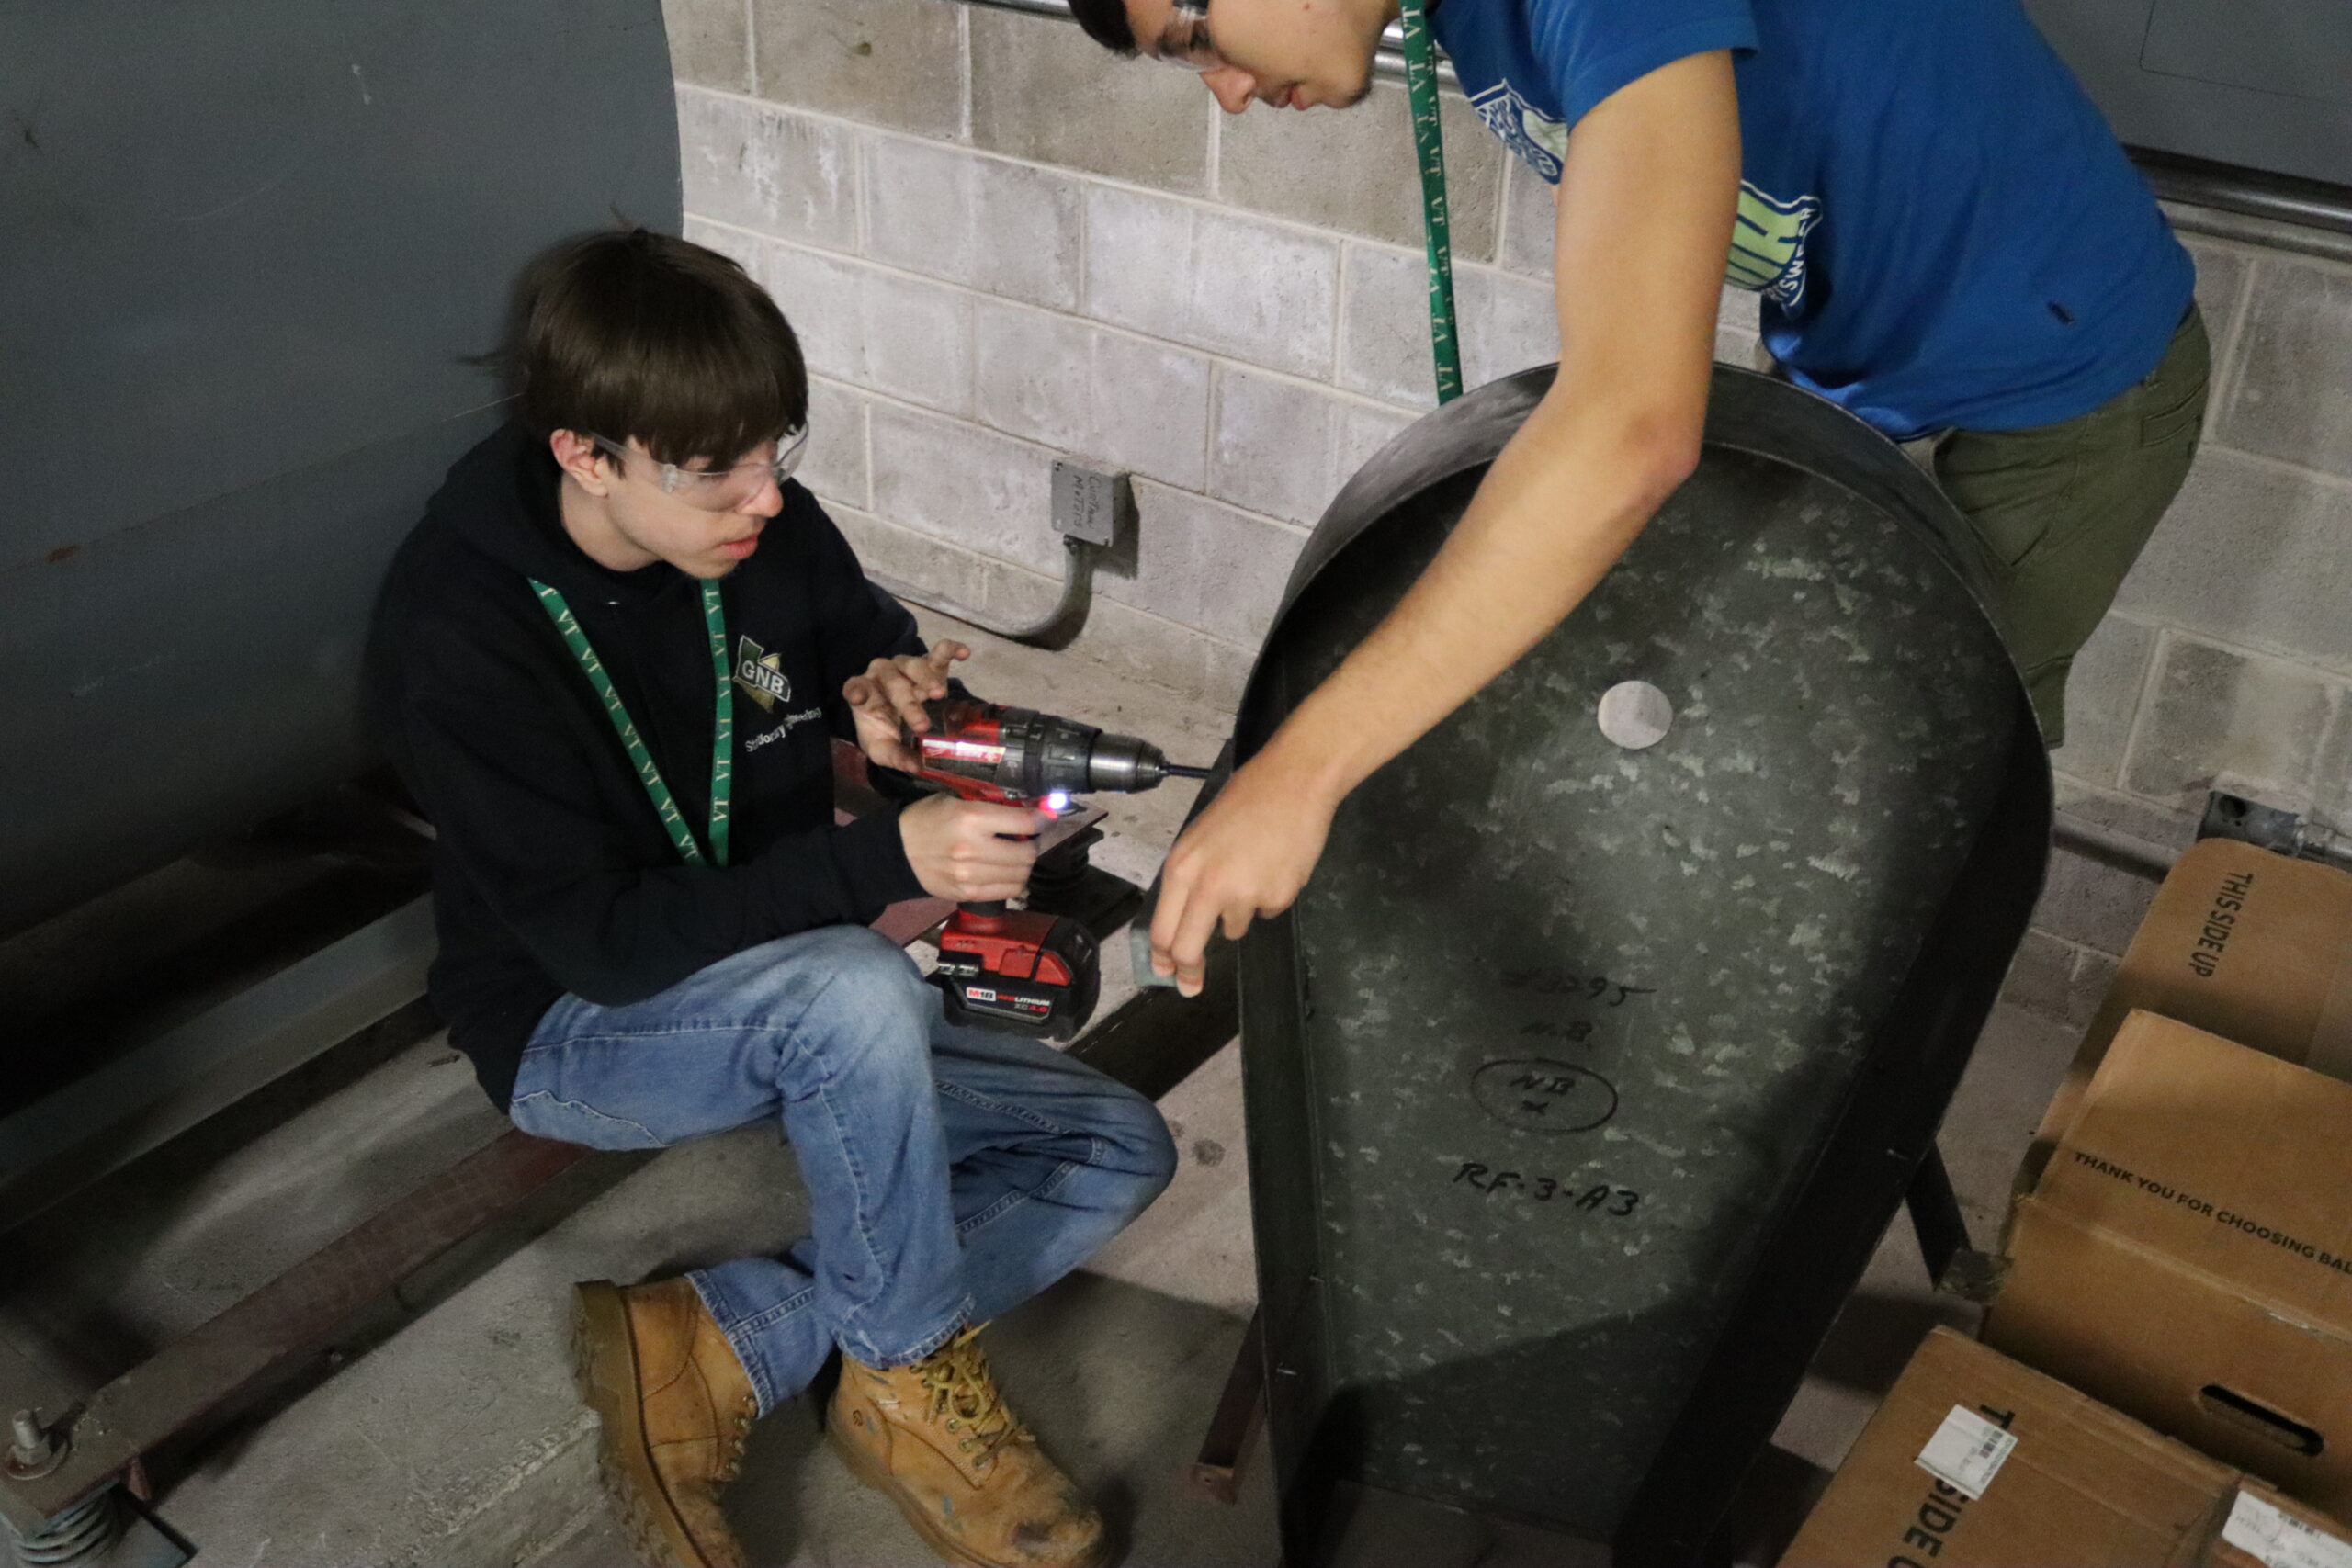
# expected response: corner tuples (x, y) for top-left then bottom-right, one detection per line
(1, 614), (2095, 1568)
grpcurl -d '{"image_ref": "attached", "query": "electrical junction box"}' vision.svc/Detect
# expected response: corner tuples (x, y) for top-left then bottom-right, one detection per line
(2025, 0), (2352, 190)
(1049, 459), (1131, 548)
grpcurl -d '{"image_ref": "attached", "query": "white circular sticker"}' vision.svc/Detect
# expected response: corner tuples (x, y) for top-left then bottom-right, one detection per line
(1597, 681), (1673, 750)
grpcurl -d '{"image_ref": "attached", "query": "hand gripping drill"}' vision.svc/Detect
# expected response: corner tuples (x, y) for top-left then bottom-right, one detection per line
(902, 695), (1209, 1039)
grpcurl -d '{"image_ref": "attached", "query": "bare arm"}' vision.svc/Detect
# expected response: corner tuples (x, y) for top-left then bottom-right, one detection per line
(1148, 50), (1742, 992)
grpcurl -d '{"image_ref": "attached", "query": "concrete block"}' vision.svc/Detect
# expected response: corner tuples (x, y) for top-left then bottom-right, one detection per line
(1335, 400), (1418, 487)
(2123, 633), (2337, 807)
(2182, 234), (2251, 344)
(856, 267), (976, 414)
(1216, 84), (1503, 259)
(1463, 266), (1561, 391)
(865, 136), (1084, 310)
(1208, 367), (1340, 525)
(2315, 699), (2352, 833)
(1117, 480), (1306, 647)
(969, 6), (1211, 193)
(1716, 284), (1762, 367)
(677, 87), (859, 252)
(763, 242), (977, 414)
(1084, 186), (1340, 379)
(869, 403), (1060, 572)
(800, 376), (869, 510)
(2006, 931), (2128, 1032)
(2215, 256), (2352, 483)
(2030, 844), (2161, 957)
(2049, 614), (2157, 790)
(1339, 246), (1558, 409)
(2069, 946), (2121, 1023)
(1339, 243), (1434, 407)
(2116, 446), (2352, 672)
(1210, 367), (1407, 526)
(752, 0), (964, 141)
(831, 506), (1253, 709)
(2001, 929), (2086, 1022)
(682, 215), (763, 277)
(664, 0), (750, 92)
(2050, 775), (2200, 856)
(759, 241), (869, 382)
(1498, 158), (1555, 276)
(971, 301), (1212, 491)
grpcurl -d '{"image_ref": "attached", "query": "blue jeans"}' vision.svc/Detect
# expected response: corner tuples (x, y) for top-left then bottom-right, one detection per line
(509, 924), (1177, 1414)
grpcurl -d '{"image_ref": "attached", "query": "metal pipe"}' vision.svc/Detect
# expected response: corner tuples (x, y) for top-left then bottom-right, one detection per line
(870, 536), (1099, 648)
(2136, 151), (2352, 243)
(956, 0), (2352, 254)
(2158, 200), (2352, 268)
(2051, 810), (2180, 880)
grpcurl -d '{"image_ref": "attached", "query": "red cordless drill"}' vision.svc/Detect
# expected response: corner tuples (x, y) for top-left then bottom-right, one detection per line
(904, 695), (1208, 1040)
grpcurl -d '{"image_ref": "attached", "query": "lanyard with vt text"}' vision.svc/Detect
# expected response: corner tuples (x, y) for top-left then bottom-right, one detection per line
(529, 577), (733, 868)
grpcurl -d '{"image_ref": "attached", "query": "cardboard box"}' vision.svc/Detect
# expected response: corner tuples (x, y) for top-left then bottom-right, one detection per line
(2025, 840), (2352, 1192)
(1986, 1011), (2352, 1517)
(1780, 1327), (2352, 1567)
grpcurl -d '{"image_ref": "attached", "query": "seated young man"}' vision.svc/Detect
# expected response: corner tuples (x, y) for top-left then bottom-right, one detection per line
(366, 228), (1174, 1568)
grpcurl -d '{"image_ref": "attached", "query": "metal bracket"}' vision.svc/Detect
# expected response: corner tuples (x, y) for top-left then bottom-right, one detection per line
(2199, 785), (2352, 871)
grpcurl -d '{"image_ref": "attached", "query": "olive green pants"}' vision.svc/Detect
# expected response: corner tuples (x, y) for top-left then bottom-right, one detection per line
(1928, 305), (2211, 747)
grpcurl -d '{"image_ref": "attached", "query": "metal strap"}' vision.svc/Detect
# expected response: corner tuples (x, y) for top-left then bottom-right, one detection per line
(529, 578), (732, 867)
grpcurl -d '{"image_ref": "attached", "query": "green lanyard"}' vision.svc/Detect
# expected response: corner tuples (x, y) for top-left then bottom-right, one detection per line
(1399, 0), (1464, 405)
(530, 577), (733, 868)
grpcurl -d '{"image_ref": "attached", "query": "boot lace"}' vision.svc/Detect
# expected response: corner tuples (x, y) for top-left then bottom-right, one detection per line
(916, 1328), (1026, 1469)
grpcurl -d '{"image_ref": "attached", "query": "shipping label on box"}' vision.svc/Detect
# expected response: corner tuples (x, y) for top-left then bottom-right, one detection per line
(1781, 1327), (2241, 1567)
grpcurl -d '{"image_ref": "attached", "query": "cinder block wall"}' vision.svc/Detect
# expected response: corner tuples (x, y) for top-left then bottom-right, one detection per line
(665, 0), (1757, 703)
(664, 0), (2352, 1020)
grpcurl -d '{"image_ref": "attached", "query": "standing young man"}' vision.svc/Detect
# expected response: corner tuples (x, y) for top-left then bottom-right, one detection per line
(1062, 0), (2207, 992)
(366, 229), (1172, 1568)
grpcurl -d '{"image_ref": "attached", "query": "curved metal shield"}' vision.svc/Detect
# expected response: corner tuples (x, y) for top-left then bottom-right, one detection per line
(1234, 367), (2051, 1563)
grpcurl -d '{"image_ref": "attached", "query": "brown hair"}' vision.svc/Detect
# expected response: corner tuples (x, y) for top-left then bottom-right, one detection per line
(1067, 0), (1137, 53)
(513, 228), (806, 467)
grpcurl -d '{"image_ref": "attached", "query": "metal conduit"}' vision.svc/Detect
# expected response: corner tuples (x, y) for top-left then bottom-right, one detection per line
(952, 0), (2352, 257)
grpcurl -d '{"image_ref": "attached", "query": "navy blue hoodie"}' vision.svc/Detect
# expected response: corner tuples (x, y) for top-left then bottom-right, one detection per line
(366, 422), (927, 1109)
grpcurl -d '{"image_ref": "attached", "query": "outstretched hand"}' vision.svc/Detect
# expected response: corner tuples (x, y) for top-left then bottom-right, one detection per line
(844, 640), (970, 773)
(1147, 756), (1337, 996)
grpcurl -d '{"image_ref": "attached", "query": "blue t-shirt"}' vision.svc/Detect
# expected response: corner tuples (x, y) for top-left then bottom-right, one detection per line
(1428, 0), (2195, 438)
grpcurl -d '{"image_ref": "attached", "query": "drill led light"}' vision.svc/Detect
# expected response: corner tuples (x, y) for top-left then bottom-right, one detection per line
(1044, 790), (1070, 813)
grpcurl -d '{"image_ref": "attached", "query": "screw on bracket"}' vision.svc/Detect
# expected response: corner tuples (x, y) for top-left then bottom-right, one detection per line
(6, 1406), (68, 1480)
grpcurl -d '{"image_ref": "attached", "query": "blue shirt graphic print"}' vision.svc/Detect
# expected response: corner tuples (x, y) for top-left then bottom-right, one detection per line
(1427, 0), (2194, 439)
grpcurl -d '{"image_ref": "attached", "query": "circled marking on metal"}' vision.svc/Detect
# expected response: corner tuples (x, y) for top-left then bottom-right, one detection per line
(1471, 1058), (1619, 1134)
(1597, 681), (1673, 750)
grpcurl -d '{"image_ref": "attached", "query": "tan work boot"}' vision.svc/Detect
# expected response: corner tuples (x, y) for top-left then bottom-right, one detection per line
(571, 1278), (758, 1568)
(830, 1327), (1108, 1568)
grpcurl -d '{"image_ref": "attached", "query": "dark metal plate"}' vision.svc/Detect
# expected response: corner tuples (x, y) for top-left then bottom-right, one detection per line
(1236, 367), (2051, 1563)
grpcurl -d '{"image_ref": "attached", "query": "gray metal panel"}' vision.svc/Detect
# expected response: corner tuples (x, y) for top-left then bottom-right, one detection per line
(2026, 0), (2352, 187)
(1236, 368), (2048, 1560)
(0, 0), (681, 936)
(2143, 0), (2352, 107)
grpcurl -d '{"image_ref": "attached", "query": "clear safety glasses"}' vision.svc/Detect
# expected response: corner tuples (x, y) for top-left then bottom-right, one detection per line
(591, 425), (809, 512)
(1148, 0), (1227, 72)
